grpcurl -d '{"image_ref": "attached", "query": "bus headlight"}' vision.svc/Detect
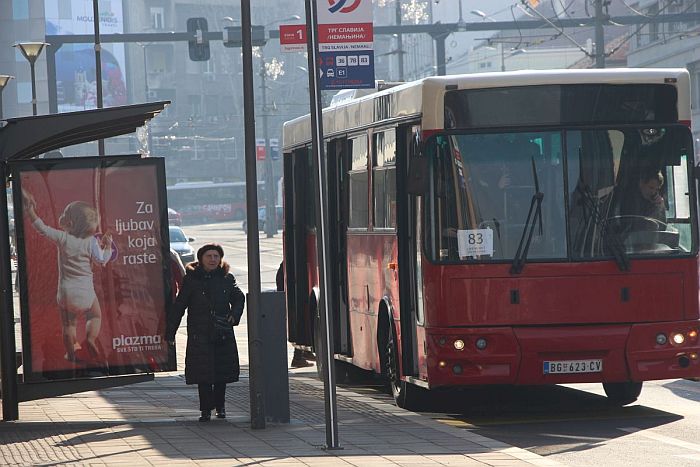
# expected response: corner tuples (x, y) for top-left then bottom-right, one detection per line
(453, 339), (465, 351)
(475, 338), (487, 350)
(672, 333), (685, 345)
(656, 333), (668, 345)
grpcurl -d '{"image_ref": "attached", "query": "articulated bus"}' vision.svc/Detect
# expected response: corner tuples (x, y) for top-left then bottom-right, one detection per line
(166, 181), (264, 223)
(281, 69), (700, 409)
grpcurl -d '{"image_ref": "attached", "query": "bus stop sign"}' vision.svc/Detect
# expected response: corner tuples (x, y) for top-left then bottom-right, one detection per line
(316, 0), (374, 90)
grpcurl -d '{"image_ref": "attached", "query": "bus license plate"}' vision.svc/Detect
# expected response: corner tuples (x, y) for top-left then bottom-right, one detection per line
(543, 359), (602, 374)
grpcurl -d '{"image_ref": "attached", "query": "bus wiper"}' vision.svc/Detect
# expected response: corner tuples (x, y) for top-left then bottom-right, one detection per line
(511, 157), (544, 275)
(578, 185), (630, 272)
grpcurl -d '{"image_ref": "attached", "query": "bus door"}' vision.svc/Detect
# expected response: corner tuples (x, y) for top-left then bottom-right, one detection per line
(395, 124), (421, 377)
(327, 138), (351, 356)
(285, 146), (313, 348)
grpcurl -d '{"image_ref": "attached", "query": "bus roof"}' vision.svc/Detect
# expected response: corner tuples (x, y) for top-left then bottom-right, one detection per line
(282, 68), (690, 150)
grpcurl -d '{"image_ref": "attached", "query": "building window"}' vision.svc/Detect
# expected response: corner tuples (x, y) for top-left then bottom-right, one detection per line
(151, 7), (165, 30)
(647, 3), (659, 43)
(58, 0), (71, 19)
(188, 95), (202, 119)
(12, 0), (28, 19)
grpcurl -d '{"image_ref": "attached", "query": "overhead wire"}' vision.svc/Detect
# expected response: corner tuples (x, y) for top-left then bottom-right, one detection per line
(521, 0), (594, 56)
(621, 0), (653, 18)
(605, 0), (696, 57)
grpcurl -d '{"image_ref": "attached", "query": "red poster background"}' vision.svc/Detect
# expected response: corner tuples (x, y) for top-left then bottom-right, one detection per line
(18, 162), (170, 376)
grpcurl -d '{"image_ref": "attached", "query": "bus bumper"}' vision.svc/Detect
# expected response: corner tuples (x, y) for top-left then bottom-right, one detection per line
(425, 321), (700, 388)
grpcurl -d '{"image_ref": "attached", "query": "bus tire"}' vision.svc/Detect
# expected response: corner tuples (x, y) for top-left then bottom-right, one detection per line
(603, 381), (642, 406)
(386, 321), (424, 410)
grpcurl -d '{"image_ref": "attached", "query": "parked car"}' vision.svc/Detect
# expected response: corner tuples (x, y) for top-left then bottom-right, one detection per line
(169, 226), (195, 265)
(168, 207), (182, 226)
(242, 205), (284, 232)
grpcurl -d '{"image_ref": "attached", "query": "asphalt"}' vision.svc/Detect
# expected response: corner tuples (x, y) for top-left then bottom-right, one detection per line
(0, 314), (563, 466)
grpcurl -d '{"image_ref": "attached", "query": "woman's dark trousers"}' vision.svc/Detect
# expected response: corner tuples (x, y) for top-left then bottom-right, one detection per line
(198, 383), (226, 411)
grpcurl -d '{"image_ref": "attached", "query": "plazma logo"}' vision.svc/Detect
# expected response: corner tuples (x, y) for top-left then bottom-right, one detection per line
(328, 0), (362, 13)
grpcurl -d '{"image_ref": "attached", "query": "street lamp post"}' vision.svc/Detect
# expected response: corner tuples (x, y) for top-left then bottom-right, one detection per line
(138, 41), (153, 155)
(13, 42), (49, 116)
(260, 15), (300, 238)
(0, 75), (14, 120)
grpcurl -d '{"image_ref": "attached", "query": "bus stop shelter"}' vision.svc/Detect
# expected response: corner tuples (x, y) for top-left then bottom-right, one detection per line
(0, 101), (168, 421)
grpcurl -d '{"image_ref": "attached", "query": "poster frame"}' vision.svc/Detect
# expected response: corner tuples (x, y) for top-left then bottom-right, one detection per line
(10, 154), (175, 382)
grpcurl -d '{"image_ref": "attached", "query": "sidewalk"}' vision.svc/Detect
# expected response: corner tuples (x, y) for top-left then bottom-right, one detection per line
(0, 317), (561, 466)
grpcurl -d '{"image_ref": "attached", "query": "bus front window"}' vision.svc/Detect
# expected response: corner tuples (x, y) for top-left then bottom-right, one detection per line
(427, 132), (567, 263)
(567, 126), (695, 258)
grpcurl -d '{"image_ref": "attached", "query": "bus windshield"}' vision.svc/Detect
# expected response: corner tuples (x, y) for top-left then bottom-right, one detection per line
(426, 126), (695, 263)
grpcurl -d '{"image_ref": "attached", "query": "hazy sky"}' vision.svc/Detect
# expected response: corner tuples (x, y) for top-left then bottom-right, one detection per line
(431, 0), (524, 72)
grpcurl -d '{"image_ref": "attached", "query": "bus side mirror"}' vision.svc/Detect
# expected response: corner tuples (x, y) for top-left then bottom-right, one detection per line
(407, 157), (429, 195)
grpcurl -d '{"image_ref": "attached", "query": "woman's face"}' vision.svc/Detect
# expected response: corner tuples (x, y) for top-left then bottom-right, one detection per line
(201, 250), (221, 272)
(639, 178), (662, 203)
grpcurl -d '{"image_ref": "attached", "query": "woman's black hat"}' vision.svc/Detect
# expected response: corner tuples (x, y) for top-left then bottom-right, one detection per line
(196, 243), (224, 262)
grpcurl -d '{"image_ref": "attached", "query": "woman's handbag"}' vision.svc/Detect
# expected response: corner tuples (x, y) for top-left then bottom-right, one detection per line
(212, 313), (234, 340)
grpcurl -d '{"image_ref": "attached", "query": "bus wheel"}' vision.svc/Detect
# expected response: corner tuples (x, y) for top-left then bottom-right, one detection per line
(603, 382), (642, 406)
(386, 323), (424, 410)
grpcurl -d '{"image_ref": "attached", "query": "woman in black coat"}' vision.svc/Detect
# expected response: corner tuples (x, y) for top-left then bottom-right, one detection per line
(166, 243), (245, 422)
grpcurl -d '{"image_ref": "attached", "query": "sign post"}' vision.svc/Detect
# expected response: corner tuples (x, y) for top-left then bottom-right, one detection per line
(302, 0), (375, 450)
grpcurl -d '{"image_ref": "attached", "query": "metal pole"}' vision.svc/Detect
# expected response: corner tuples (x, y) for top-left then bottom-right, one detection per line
(241, 0), (266, 430)
(395, 0), (404, 81)
(46, 45), (58, 114)
(501, 43), (505, 72)
(0, 92), (3, 120)
(142, 45), (153, 155)
(143, 46), (149, 100)
(29, 62), (37, 116)
(304, 0), (340, 449)
(595, 0), (606, 69)
(261, 54), (276, 237)
(433, 32), (448, 75)
(92, 0), (105, 155)
(0, 162), (19, 421)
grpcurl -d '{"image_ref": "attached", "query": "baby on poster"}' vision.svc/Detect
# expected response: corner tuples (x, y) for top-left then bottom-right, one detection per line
(23, 189), (115, 363)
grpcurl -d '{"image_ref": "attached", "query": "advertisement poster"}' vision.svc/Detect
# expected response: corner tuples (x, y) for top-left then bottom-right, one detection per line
(44, 0), (127, 111)
(13, 157), (173, 381)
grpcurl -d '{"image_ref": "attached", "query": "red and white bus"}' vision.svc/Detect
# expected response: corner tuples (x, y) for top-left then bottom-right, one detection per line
(166, 181), (264, 223)
(282, 69), (700, 409)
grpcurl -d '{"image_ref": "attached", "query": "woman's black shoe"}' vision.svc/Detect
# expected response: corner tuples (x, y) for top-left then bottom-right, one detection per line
(199, 410), (211, 422)
(215, 408), (226, 419)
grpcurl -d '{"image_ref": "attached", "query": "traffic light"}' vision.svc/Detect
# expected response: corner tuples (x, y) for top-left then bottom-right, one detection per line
(187, 17), (210, 61)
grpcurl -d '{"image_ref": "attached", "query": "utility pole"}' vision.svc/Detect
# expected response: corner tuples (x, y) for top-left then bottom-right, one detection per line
(260, 52), (276, 238)
(595, 0), (606, 68)
(395, 0), (404, 81)
(240, 0), (266, 430)
(92, 0), (105, 155)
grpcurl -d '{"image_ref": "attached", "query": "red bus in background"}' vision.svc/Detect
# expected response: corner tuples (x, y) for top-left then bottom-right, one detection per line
(166, 181), (264, 224)
(282, 69), (700, 409)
